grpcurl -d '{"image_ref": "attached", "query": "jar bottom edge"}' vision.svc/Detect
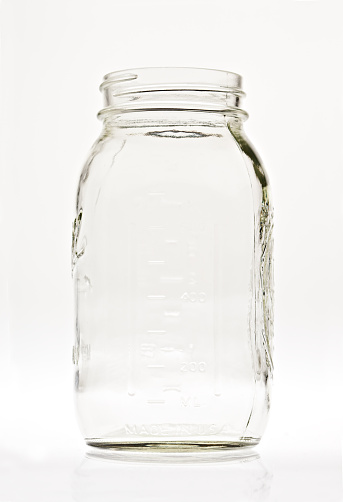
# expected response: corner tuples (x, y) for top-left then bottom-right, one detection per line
(85, 438), (260, 451)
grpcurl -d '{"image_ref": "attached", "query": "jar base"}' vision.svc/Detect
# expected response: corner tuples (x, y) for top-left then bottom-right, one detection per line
(86, 438), (259, 451)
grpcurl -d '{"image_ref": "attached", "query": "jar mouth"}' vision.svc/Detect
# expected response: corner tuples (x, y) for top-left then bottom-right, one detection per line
(99, 67), (247, 119)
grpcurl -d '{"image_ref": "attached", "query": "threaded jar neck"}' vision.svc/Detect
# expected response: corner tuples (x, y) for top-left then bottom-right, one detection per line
(98, 67), (248, 120)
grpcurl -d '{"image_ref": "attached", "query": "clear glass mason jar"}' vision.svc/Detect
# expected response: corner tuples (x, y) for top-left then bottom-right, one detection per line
(72, 68), (274, 449)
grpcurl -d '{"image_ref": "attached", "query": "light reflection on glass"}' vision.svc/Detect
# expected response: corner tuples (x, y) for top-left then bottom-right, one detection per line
(71, 447), (272, 501)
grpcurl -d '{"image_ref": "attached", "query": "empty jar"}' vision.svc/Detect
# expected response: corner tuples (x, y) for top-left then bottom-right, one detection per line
(72, 67), (274, 449)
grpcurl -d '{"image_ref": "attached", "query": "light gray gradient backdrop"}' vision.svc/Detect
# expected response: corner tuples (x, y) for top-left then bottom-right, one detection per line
(1, 0), (342, 500)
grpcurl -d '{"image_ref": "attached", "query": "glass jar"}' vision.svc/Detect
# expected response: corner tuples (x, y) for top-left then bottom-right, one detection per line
(72, 67), (274, 449)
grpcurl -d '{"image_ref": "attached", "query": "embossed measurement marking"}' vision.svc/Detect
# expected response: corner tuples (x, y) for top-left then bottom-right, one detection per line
(181, 291), (206, 302)
(180, 361), (207, 372)
(129, 222), (215, 407)
(163, 385), (181, 392)
(160, 345), (179, 352)
(160, 346), (184, 352)
(181, 396), (201, 407)
(164, 311), (180, 317)
(140, 343), (156, 357)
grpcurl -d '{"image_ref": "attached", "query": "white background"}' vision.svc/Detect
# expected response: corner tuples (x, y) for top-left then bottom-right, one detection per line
(1, 0), (342, 500)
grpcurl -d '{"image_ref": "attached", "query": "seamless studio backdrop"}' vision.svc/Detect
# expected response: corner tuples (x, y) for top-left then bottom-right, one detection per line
(1, 0), (342, 499)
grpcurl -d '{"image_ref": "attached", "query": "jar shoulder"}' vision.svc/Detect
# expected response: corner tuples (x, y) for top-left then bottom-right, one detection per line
(75, 133), (125, 212)
(75, 123), (272, 214)
(227, 123), (270, 190)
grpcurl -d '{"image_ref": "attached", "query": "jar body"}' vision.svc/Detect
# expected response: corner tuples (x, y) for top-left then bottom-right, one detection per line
(72, 110), (273, 448)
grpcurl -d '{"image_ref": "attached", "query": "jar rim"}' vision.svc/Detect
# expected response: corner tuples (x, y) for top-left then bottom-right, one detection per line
(99, 67), (247, 118)
(100, 67), (243, 93)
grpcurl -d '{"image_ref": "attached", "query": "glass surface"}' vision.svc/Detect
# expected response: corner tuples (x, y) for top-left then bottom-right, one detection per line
(3, 446), (341, 501)
(72, 68), (274, 448)
(72, 448), (272, 502)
